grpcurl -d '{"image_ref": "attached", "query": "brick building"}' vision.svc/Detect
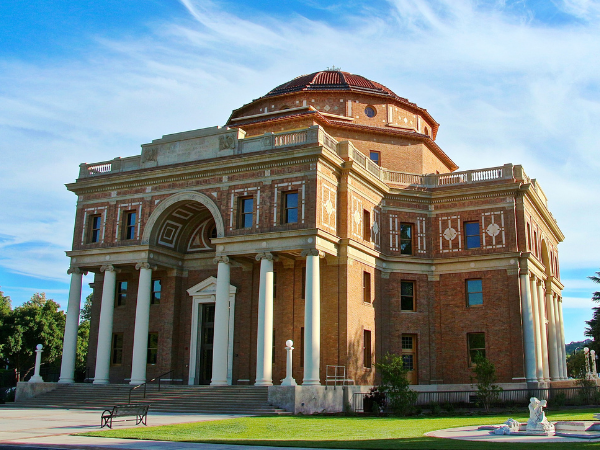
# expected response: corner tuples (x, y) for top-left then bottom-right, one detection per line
(58, 70), (566, 389)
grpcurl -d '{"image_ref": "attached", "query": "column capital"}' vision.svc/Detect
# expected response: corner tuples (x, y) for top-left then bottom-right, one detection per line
(214, 255), (230, 265)
(301, 249), (324, 258)
(255, 252), (276, 262)
(67, 267), (88, 276)
(100, 265), (120, 273)
(519, 268), (530, 277)
(135, 262), (157, 271)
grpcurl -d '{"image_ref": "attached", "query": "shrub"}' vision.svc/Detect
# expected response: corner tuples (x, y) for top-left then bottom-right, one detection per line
(429, 402), (442, 415)
(442, 401), (455, 413)
(363, 387), (387, 414)
(471, 353), (502, 412)
(374, 353), (418, 415)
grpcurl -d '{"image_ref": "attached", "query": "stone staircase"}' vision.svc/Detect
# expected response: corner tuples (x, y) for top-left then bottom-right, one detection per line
(12, 384), (291, 415)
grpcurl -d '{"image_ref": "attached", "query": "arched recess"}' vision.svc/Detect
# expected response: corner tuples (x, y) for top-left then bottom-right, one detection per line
(541, 239), (552, 277)
(141, 191), (225, 247)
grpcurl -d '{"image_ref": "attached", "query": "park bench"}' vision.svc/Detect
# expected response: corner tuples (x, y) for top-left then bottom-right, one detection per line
(100, 403), (149, 429)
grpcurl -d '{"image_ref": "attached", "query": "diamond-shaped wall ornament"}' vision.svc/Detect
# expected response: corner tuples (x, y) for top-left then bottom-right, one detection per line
(372, 221), (379, 235)
(486, 222), (501, 237)
(443, 227), (457, 241)
(354, 209), (361, 225)
(324, 199), (334, 216)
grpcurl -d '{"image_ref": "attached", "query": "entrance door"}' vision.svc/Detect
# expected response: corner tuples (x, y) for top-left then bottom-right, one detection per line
(401, 334), (418, 385)
(197, 304), (215, 385)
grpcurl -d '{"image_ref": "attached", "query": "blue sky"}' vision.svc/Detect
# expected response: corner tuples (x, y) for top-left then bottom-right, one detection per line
(1, 0), (599, 344)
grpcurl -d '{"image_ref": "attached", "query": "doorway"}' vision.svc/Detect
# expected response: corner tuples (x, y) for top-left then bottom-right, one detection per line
(197, 304), (215, 385)
(401, 334), (418, 385)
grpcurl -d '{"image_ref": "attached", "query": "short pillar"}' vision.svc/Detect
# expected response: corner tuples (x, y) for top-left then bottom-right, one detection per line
(94, 265), (118, 384)
(519, 271), (537, 382)
(58, 267), (87, 383)
(29, 344), (44, 383)
(281, 340), (297, 386)
(545, 284), (560, 381)
(130, 263), (155, 385)
(211, 256), (231, 386)
(302, 249), (321, 386)
(255, 252), (274, 386)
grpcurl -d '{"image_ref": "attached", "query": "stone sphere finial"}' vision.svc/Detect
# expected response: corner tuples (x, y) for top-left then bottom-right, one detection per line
(286, 340), (293, 348)
(36, 344), (43, 350)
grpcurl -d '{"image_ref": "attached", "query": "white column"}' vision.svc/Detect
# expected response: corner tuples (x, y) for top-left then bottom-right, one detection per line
(545, 283), (559, 381)
(211, 256), (231, 386)
(130, 263), (154, 385)
(29, 345), (44, 383)
(529, 276), (544, 381)
(537, 281), (550, 381)
(557, 298), (568, 379)
(520, 271), (537, 382)
(255, 252), (274, 386)
(59, 267), (87, 383)
(94, 265), (118, 384)
(302, 249), (321, 385)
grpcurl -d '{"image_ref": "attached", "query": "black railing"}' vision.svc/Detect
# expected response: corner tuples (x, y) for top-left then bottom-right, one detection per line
(353, 386), (600, 412)
(128, 369), (175, 404)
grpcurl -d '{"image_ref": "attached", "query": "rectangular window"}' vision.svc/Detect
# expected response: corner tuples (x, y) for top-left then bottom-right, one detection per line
(363, 271), (372, 303)
(283, 191), (298, 224)
(147, 333), (158, 365)
(465, 222), (481, 249)
(466, 279), (483, 306)
(363, 210), (371, 241)
(400, 281), (415, 311)
(364, 330), (372, 368)
(116, 281), (127, 307)
(151, 279), (161, 305)
(400, 223), (413, 255)
(369, 151), (381, 166)
(468, 333), (486, 366)
(238, 197), (254, 229)
(123, 211), (136, 240)
(89, 215), (101, 243)
(111, 333), (123, 365)
(300, 327), (304, 368)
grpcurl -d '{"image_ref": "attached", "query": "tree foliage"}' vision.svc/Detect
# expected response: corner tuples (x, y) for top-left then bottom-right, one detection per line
(374, 353), (418, 415)
(585, 271), (600, 353)
(76, 293), (93, 372)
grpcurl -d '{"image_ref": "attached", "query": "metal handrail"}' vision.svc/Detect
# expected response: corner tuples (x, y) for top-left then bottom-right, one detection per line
(128, 369), (174, 403)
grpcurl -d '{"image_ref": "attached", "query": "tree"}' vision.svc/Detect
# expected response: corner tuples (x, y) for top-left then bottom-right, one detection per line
(3, 293), (66, 378)
(585, 271), (600, 353)
(76, 293), (93, 372)
(374, 353), (418, 415)
(0, 288), (12, 365)
(471, 354), (502, 411)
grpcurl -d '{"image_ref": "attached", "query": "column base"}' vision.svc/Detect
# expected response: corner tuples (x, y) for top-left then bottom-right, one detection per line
(281, 377), (297, 386)
(93, 379), (109, 385)
(255, 380), (274, 386)
(28, 376), (43, 383)
(130, 379), (146, 385)
(58, 378), (74, 384)
(302, 379), (321, 386)
(210, 380), (229, 386)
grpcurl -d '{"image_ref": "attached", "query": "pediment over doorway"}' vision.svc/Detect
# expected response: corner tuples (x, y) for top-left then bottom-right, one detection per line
(186, 277), (237, 296)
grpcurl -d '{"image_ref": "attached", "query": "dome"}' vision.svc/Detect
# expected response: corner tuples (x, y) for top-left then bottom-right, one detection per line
(263, 70), (410, 103)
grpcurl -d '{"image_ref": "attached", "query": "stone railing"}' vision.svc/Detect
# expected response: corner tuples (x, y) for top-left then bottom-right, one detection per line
(78, 125), (339, 179)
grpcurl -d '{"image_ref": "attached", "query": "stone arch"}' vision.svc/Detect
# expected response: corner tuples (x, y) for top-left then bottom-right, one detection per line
(141, 191), (225, 246)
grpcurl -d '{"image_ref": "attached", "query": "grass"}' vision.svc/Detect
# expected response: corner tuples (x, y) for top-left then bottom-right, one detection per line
(80, 408), (600, 449)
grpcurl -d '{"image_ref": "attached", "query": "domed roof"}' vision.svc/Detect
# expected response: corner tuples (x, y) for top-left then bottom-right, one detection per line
(264, 70), (408, 102)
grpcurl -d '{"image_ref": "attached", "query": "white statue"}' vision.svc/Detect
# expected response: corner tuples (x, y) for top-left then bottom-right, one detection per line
(585, 347), (592, 379)
(526, 397), (555, 434)
(591, 350), (598, 379)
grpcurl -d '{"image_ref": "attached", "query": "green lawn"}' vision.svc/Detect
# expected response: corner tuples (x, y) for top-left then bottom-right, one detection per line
(81, 409), (600, 449)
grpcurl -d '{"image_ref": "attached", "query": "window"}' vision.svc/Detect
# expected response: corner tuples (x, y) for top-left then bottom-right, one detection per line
(467, 333), (486, 366)
(424, 126), (429, 136)
(400, 223), (413, 255)
(400, 281), (415, 311)
(116, 281), (127, 306)
(209, 224), (218, 240)
(401, 336), (414, 371)
(111, 333), (123, 365)
(147, 333), (158, 365)
(466, 279), (483, 306)
(369, 151), (381, 166)
(238, 197), (254, 228)
(465, 222), (480, 249)
(123, 211), (136, 240)
(363, 210), (371, 241)
(363, 271), (372, 303)
(283, 191), (298, 224)
(151, 279), (161, 305)
(364, 106), (376, 118)
(363, 330), (372, 368)
(89, 215), (101, 243)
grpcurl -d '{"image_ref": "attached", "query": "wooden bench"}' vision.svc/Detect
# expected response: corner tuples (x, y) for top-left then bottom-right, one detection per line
(101, 404), (149, 429)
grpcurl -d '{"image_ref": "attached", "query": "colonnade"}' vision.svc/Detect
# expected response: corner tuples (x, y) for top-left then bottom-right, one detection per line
(519, 270), (567, 382)
(59, 249), (324, 386)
